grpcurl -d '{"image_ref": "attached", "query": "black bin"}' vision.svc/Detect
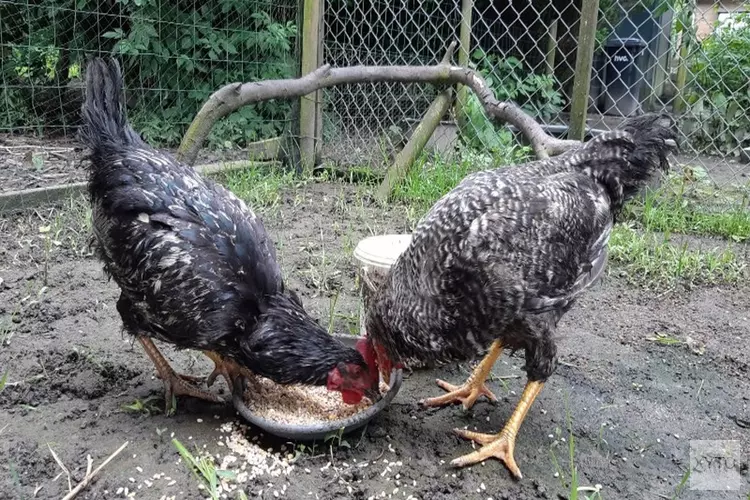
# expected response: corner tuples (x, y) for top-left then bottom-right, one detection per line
(588, 50), (606, 112)
(601, 37), (646, 116)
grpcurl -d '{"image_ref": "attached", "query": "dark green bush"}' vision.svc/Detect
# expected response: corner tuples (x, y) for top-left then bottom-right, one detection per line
(459, 49), (564, 157)
(0, 0), (297, 148)
(687, 13), (750, 156)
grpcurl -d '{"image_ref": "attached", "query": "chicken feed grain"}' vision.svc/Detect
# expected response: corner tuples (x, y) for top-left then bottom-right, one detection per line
(242, 375), (388, 425)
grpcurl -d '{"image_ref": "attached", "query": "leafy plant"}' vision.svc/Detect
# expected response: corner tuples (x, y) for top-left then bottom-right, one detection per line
(459, 50), (564, 156)
(471, 50), (564, 122)
(0, 0), (297, 148)
(687, 12), (750, 155)
(121, 396), (162, 416)
(105, 1), (297, 147)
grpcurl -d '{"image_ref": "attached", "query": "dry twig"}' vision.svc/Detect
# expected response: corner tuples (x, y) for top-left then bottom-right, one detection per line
(48, 441), (129, 500)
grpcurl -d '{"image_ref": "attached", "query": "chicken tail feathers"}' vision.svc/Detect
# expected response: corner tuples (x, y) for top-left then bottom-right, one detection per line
(79, 58), (144, 152)
(573, 112), (678, 210)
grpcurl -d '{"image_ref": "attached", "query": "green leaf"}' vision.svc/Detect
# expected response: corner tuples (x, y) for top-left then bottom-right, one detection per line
(0, 370), (8, 393)
(103, 29), (125, 40)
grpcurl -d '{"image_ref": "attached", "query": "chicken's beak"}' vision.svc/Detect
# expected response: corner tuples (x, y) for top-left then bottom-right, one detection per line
(365, 387), (382, 403)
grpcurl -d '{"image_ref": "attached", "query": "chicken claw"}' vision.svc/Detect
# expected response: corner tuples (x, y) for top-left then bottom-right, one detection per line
(450, 380), (545, 480)
(451, 428), (522, 479)
(422, 378), (497, 409)
(160, 369), (224, 414)
(138, 337), (223, 414)
(420, 339), (503, 410)
(202, 351), (255, 394)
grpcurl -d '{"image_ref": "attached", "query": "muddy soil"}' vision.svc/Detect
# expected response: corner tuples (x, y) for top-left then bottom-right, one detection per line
(0, 181), (748, 500)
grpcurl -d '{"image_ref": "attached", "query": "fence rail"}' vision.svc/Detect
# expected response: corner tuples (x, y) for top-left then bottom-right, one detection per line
(1, 0), (749, 192)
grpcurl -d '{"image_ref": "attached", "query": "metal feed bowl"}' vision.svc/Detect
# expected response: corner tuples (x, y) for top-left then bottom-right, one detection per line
(232, 334), (403, 441)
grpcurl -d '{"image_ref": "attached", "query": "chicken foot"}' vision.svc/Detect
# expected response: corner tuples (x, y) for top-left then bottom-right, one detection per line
(421, 339), (503, 410)
(138, 336), (224, 414)
(202, 350), (255, 394)
(451, 379), (545, 479)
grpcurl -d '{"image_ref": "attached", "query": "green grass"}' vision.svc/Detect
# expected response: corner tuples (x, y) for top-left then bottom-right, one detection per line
(211, 164), (299, 209)
(550, 397), (604, 500)
(670, 468), (691, 499)
(623, 172), (750, 242)
(391, 154), (747, 287)
(8, 155), (747, 293)
(609, 223), (745, 286)
(391, 149), (517, 211)
(173, 437), (236, 500)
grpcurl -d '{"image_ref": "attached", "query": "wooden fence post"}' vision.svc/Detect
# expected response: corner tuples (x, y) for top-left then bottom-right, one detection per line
(315, 0), (325, 161)
(568, 0), (600, 141)
(299, 0), (323, 173)
(375, 88), (454, 203)
(454, 0), (474, 130)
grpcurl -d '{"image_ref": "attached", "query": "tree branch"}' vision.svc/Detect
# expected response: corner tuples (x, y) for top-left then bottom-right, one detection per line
(176, 41), (579, 166)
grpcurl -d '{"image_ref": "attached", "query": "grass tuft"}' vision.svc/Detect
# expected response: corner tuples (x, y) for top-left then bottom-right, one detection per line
(212, 164), (299, 209)
(173, 437), (236, 500)
(391, 149), (522, 212)
(624, 171), (750, 242)
(671, 467), (691, 499)
(608, 224), (745, 286)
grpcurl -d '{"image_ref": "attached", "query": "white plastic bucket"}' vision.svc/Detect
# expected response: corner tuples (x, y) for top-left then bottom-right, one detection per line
(353, 234), (412, 336)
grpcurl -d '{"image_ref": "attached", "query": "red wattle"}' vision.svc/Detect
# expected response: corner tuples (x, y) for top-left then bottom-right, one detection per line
(341, 390), (362, 405)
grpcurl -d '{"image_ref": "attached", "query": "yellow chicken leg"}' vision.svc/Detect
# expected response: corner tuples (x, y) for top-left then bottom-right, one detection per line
(138, 336), (224, 414)
(421, 340), (503, 410)
(451, 379), (545, 479)
(203, 350), (255, 394)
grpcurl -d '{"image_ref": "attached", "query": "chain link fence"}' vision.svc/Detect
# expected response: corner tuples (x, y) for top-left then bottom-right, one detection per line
(0, 0), (298, 192)
(1, 0), (749, 193)
(321, 0), (750, 191)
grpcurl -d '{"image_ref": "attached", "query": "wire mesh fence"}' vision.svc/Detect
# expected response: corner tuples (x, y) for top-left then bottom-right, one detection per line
(0, 0), (749, 193)
(0, 0), (298, 192)
(320, 0), (750, 190)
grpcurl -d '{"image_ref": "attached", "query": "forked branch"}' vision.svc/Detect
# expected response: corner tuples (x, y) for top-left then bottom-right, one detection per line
(176, 40), (580, 166)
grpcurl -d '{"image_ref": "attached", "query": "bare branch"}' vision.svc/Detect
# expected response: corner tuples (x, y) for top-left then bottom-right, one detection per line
(176, 41), (579, 166)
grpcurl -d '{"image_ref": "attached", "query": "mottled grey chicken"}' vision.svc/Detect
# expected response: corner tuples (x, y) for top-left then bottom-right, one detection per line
(359, 113), (677, 478)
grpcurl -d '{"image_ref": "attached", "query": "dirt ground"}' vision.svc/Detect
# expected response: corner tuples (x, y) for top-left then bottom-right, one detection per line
(0, 134), (252, 193)
(1, 180), (749, 500)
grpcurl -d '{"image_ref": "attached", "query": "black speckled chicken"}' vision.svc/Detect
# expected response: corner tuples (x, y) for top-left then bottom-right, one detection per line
(360, 113), (677, 478)
(79, 58), (379, 413)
